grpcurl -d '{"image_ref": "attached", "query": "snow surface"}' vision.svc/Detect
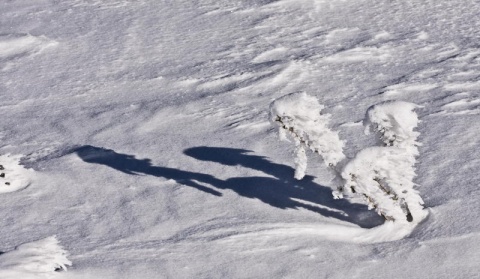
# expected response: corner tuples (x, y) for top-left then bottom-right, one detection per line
(1, 0), (480, 278)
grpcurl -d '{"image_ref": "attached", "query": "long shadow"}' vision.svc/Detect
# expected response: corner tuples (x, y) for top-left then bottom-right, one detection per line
(74, 145), (223, 196)
(74, 145), (383, 228)
(184, 147), (383, 228)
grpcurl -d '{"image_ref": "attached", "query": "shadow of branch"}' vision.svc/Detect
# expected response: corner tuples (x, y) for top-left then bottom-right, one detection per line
(73, 145), (383, 228)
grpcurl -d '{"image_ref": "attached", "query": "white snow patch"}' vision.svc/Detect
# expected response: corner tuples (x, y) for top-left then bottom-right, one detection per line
(444, 81), (480, 91)
(324, 28), (364, 45)
(416, 31), (429, 40)
(339, 121), (362, 127)
(252, 47), (289, 64)
(383, 83), (438, 96)
(371, 31), (394, 42)
(220, 221), (419, 244)
(442, 98), (480, 108)
(197, 72), (257, 92)
(324, 46), (391, 62)
(0, 34), (57, 60)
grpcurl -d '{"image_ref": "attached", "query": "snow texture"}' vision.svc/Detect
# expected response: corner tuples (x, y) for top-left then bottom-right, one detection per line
(0, 236), (71, 279)
(1, 0), (480, 278)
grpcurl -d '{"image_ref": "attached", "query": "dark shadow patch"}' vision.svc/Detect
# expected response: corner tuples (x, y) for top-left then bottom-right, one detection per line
(74, 145), (383, 228)
(74, 145), (222, 196)
(184, 147), (383, 228)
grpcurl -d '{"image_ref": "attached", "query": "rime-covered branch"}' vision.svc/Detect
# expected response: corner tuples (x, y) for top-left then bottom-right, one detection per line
(269, 92), (345, 180)
(269, 95), (427, 224)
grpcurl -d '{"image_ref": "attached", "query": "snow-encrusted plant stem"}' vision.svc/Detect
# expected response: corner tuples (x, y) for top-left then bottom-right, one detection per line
(269, 92), (345, 180)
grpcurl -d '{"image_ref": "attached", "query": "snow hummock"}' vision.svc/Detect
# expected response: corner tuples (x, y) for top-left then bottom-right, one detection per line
(0, 236), (71, 279)
(0, 33), (57, 70)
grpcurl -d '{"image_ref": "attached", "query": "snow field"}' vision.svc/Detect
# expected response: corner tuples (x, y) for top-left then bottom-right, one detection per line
(0, 0), (479, 278)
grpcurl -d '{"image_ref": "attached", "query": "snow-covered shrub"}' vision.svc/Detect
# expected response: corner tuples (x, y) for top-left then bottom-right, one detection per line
(0, 154), (33, 194)
(335, 101), (426, 222)
(336, 147), (426, 222)
(364, 101), (421, 155)
(0, 236), (71, 278)
(270, 93), (426, 223)
(269, 92), (345, 180)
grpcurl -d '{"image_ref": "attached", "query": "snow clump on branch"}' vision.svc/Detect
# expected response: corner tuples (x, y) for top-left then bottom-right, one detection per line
(269, 92), (345, 180)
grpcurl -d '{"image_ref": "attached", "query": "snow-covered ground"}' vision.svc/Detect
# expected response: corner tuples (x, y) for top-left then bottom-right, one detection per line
(1, 0), (479, 278)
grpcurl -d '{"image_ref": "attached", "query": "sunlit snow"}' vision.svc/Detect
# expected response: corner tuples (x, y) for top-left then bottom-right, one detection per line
(1, 0), (479, 278)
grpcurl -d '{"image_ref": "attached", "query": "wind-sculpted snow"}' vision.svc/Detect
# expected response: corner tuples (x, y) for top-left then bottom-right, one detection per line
(1, 0), (480, 278)
(0, 34), (57, 69)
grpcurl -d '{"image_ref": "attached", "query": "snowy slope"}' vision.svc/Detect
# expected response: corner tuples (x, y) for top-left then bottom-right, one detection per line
(1, 0), (479, 278)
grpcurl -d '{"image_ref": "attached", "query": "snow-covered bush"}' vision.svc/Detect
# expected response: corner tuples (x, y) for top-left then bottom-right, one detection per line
(269, 92), (345, 180)
(0, 236), (71, 278)
(270, 93), (426, 223)
(0, 154), (33, 194)
(337, 146), (425, 222)
(364, 101), (421, 155)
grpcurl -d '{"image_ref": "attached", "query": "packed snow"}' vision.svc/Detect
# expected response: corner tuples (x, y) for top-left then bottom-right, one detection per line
(1, 0), (480, 278)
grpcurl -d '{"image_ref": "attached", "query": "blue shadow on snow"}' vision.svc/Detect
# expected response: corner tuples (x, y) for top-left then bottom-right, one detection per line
(74, 145), (383, 228)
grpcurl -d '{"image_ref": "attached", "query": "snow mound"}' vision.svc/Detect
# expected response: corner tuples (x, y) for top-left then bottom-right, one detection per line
(221, 220), (420, 245)
(0, 236), (72, 279)
(0, 154), (33, 194)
